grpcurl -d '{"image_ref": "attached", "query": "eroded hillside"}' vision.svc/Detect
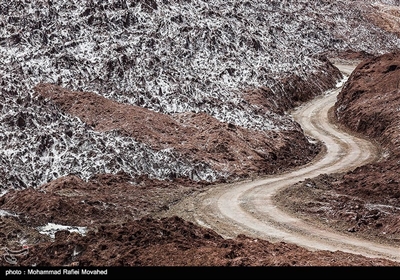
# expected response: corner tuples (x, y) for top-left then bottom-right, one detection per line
(1, 0), (399, 189)
(1, 0), (400, 267)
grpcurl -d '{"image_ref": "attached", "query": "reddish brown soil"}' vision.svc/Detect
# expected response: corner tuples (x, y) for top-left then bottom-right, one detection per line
(0, 216), (51, 250)
(0, 173), (209, 228)
(276, 52), (400, 246)
(2, 169), (398, 266)
(328, 49), (375, 63)
(1, 216), (397, 267)
(335, 52), (400, 155)
(244, 58), (342, 113)
(34, 84), (321, 178)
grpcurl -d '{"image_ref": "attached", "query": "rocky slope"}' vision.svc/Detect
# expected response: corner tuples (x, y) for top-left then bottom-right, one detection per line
(1, 0), (399, 189)
(33, 83), (322, 179)
(276, 52), (400, 247)
(1, 0), (400, 267)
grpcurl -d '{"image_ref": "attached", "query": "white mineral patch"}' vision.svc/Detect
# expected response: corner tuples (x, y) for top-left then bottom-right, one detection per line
(0, 209), (18, 217)
(0, 189), (8, 197)
(36, 223), (88, 239)
(336, 77), (348, 88)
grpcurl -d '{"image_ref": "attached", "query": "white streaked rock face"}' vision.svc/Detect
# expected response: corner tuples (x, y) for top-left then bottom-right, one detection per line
(0, 1), (399, 190)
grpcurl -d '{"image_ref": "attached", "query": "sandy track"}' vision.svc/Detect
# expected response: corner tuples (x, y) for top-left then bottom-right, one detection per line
(163, 64), (400, 262)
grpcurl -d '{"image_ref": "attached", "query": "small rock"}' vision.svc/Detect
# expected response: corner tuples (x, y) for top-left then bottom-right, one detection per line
(347, 227), (357, 233)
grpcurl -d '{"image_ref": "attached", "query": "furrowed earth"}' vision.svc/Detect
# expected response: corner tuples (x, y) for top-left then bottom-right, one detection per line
(1, 0), (400, 268)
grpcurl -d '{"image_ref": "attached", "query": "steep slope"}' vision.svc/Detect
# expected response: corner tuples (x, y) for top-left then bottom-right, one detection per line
(32, 83), (320, 178)
(1, 0), (399, 189)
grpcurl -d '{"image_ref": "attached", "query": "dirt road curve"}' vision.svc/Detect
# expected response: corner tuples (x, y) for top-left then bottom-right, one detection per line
(163, 64), (400, 262)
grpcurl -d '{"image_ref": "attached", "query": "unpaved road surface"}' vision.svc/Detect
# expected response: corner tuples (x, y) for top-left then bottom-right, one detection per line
(162, 64), (400, 262)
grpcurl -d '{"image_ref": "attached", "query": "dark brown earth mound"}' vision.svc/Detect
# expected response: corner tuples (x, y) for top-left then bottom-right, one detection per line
(0, 173), (209, 228)
(329, 50), (374, 64)
(0, 216), (51, 250)
(335, 52), (400, 155)
(34, 84), (321, 178)
(2, 174), (397, 267)
(1, 216), (396, 267)
(275, 52), (400, 245)
(244, 57), (342, 114)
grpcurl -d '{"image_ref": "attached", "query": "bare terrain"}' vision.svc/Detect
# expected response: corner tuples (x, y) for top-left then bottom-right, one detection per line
(1, 0), (400, 268)
(276, 52), (400, 255)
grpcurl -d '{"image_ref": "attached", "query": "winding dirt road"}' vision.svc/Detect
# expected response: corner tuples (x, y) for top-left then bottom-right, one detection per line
(163, 64), (400, 262)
